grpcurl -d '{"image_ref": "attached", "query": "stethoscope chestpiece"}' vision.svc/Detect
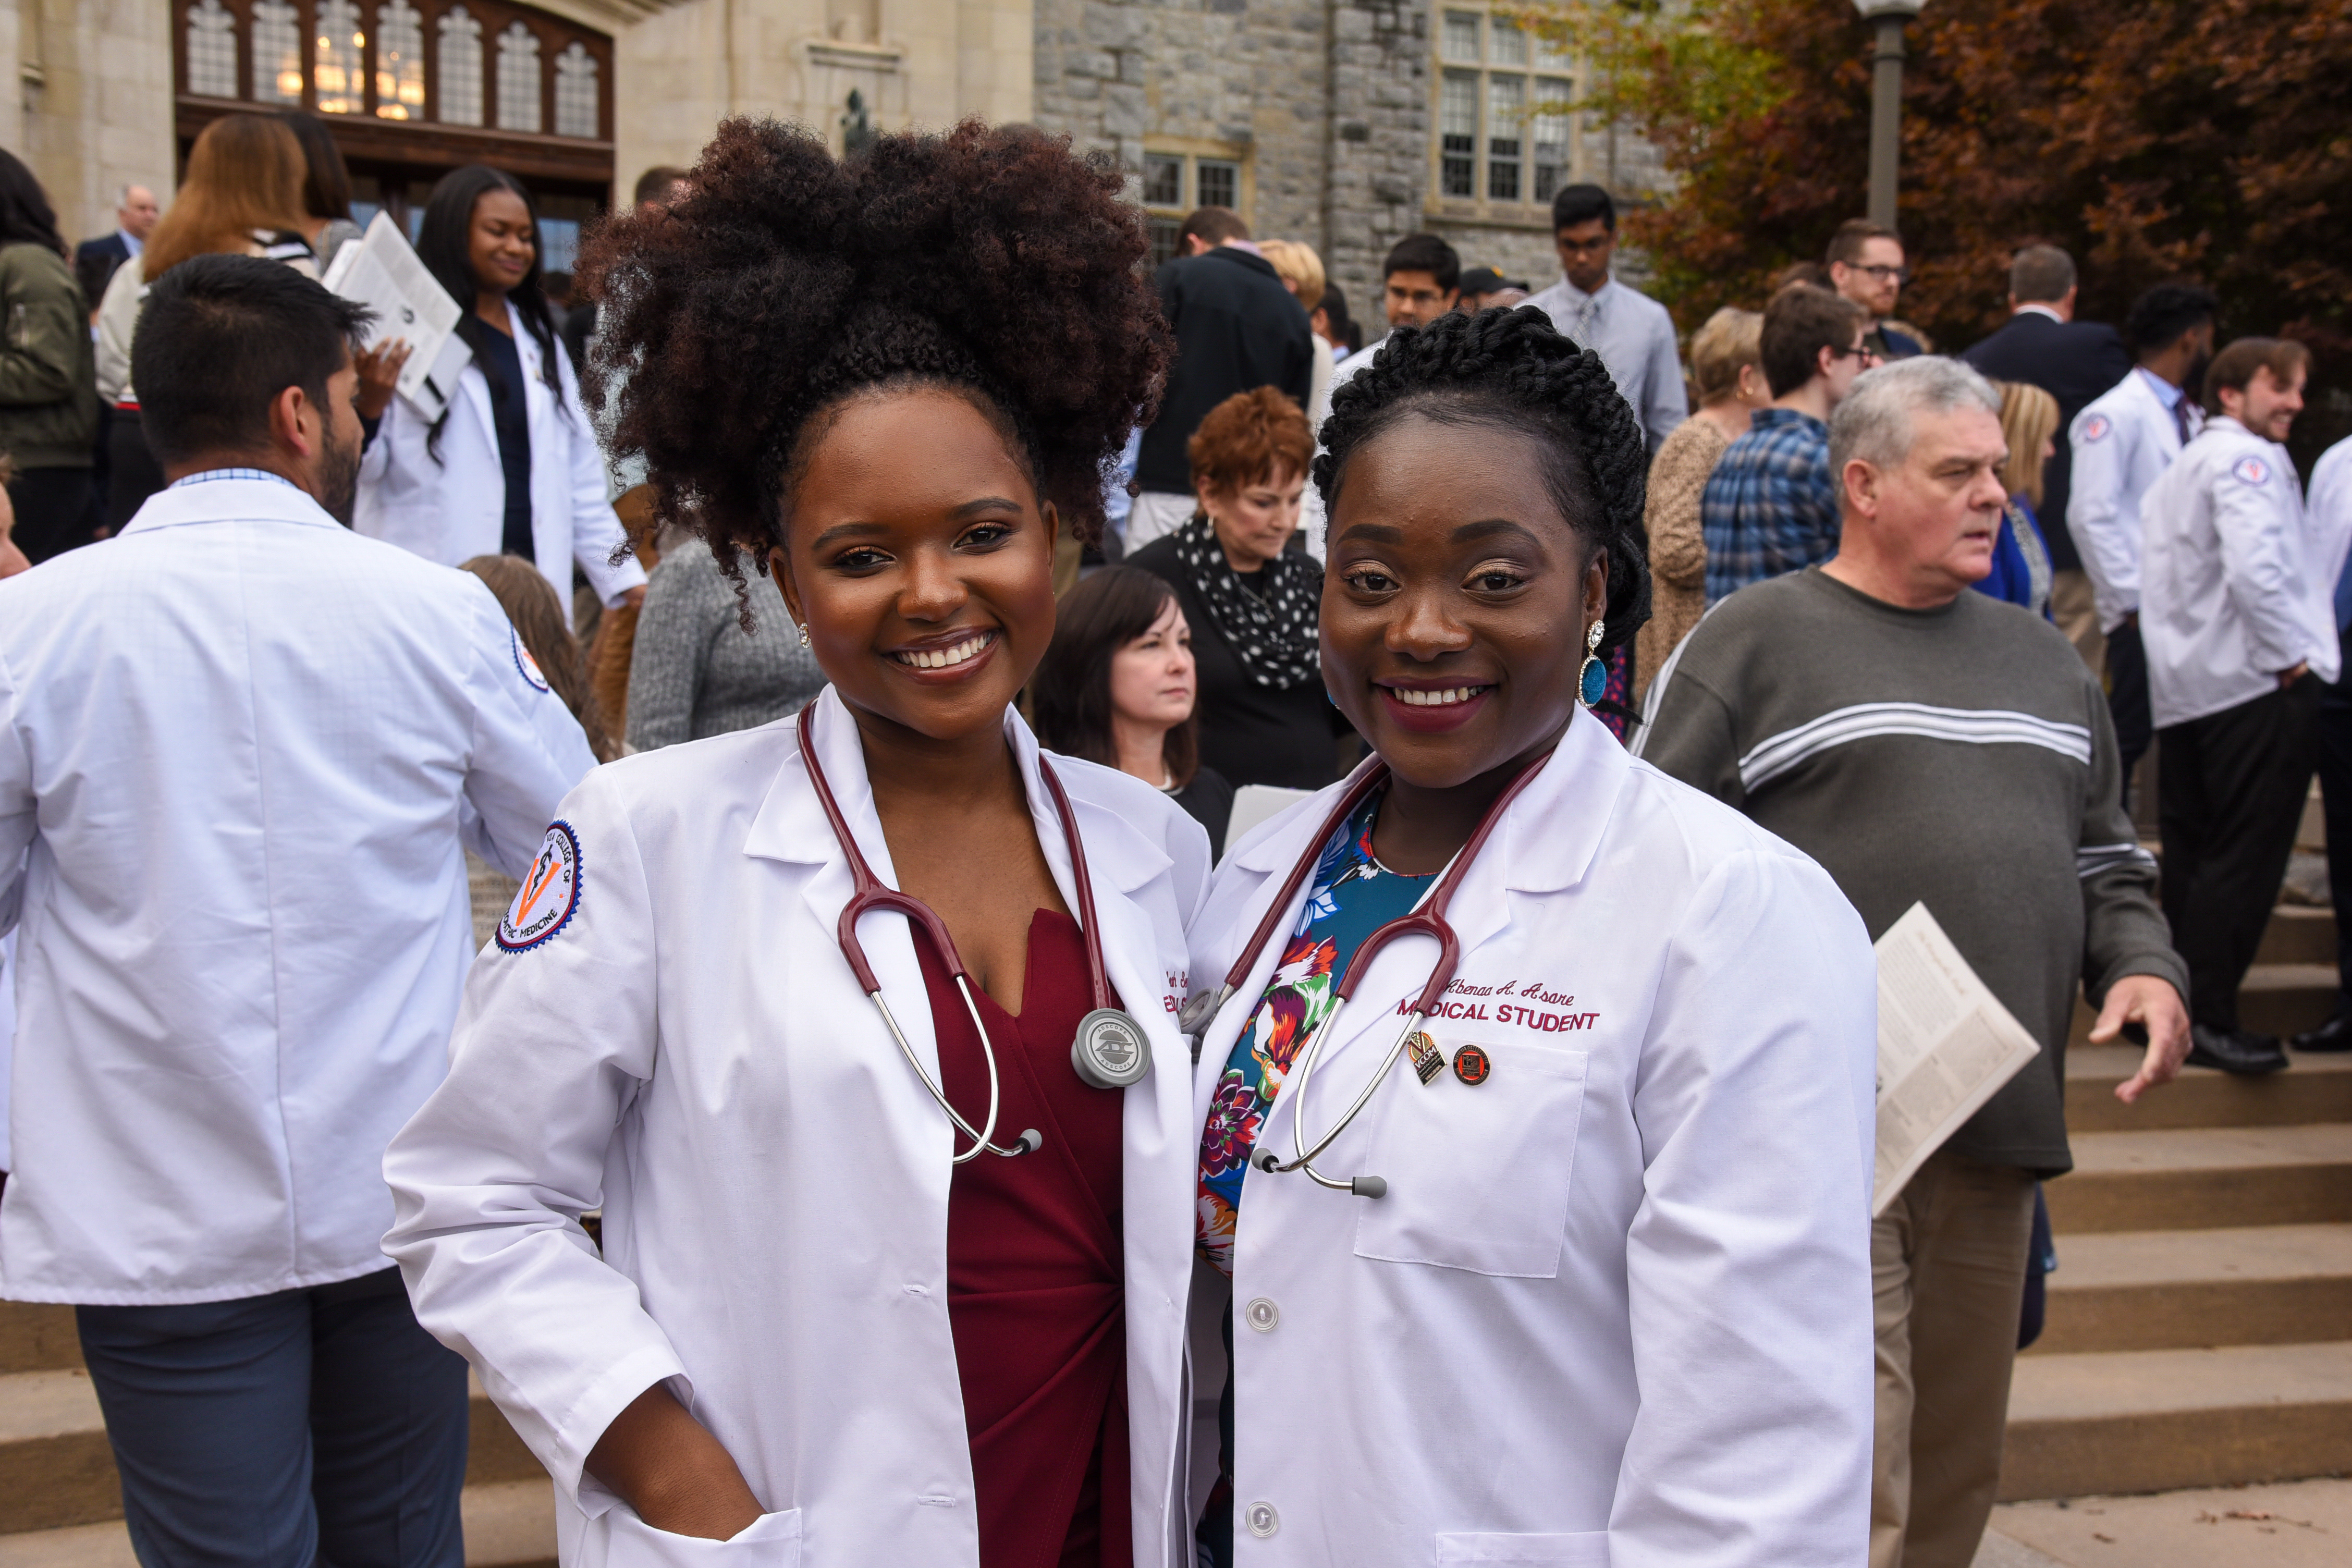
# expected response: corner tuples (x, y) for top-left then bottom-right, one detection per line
(1071, 1007), (1152, 1089)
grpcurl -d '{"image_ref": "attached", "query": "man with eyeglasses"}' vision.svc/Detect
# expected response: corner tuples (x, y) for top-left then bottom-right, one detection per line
(1699, 283), (1875, 605)
(1828, 219), (1924, 361)
(1527, 183), (1688, 454)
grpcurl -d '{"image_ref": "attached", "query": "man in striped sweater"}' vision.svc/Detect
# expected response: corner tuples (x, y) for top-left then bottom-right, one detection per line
(1638, 356), (2189, 1568)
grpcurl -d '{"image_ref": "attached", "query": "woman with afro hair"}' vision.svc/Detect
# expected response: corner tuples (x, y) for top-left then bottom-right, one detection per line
(1182, 305), (1878, 1566)
(384, 120), (1208, 1567)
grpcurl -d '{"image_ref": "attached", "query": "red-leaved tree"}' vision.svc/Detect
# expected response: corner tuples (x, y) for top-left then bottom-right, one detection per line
(1524, 0), (2352, 451)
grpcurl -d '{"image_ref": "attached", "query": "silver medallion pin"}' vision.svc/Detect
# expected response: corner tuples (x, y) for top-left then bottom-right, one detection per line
(1072, 1007), (1152, 1088)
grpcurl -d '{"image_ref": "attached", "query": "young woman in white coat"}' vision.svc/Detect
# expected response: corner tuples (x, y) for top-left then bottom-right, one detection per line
(383, 120), (1205, 1568)
(1183, 307), (1881, 1567)
(355, 166), (644, 626)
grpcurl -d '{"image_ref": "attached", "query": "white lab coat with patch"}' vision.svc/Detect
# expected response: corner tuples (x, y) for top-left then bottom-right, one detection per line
(2068, 369), (2197, 633)
(1186, 712), (1878, 1568)
(355, 300), (645, 626)
(0, 476), (594, 1304)
(2140, 418), (2349, 730)
(382, 688), (1210, 1568)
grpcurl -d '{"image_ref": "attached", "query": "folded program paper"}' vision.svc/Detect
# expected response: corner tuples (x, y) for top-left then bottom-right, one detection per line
(1873, 902), (2042, 1217)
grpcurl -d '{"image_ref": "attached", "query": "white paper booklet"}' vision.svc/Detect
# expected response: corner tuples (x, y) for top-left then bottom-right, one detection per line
(320, 212), (473, 422)
(1873, 902), (2042, 1217)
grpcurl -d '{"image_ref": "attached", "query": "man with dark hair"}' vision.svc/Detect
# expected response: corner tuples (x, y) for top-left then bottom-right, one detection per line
(633, 164), (691, 209)
(1700, 284), (1873, 603)
(2069, 281), (2219, 801)
(0, 254), (595, 1567)
(1128, 205), (1313, 552)
(2141, 338), (2343, 1074)
(1175, 204), (1252, 253)
(1827, 218), (1921, 360)
(1961, 245), (2134, 667)
(1527, 182), (1687, 452)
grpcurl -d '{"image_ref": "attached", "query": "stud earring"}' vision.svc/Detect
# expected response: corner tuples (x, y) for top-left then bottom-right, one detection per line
(797, 621), (811, 649)
(1577, 620), (1606, 708)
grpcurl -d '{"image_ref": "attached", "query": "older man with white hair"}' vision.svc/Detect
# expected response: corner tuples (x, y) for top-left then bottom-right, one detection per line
(1639, 356), (2189, 1568)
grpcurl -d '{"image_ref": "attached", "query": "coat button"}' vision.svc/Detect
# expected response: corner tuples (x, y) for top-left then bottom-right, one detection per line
(1244, 1296), (1280, 1332)
(1245, 1500), (1279, 1538)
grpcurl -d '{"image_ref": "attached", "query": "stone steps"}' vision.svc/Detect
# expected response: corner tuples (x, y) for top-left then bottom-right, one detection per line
(2006, 888), (2352, 1503)
(2064, 1044), (2352, 1134)
(2044, 1122), (2352, 1235)
(0, 1480), (554, 1568)
(0, 1353), (548, 1545)
(2027, 1223), (2352, 1356)
(2002, 1341), (2352, 1501)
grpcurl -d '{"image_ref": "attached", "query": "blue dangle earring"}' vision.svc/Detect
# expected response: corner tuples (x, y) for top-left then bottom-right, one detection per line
(1577, 620), (1607, 708)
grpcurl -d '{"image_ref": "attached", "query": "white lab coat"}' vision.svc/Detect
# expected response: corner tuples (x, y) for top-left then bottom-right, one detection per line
(1185, 712), (1878, 1567)
(356, 300), (645, 626)
(2311, 435), (2352, 627)
(0, 475), (595, 1305)
(2140, 417), (2349, 730)
(2068, 368), (2197, 633)
(382, 688), (1211, 1567)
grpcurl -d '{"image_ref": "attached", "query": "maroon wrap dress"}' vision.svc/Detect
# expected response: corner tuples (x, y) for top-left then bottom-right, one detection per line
(916, 908), (1132, 1568)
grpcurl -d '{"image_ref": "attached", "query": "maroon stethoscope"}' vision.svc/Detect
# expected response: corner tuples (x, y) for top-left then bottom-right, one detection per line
(795, 704), (1151, 1163)
(1174, 749), (1552, 1198)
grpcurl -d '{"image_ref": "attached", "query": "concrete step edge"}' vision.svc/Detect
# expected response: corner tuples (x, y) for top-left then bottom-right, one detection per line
(0, 1479), (556, 1561)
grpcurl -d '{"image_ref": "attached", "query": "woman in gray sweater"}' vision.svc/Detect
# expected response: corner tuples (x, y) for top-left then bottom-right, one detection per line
(624, 537), (826, 750)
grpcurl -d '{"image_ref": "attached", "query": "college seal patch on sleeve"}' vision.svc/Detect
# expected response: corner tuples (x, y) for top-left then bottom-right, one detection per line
(511, 628), (552, 693)
(498, 821), (581, 952)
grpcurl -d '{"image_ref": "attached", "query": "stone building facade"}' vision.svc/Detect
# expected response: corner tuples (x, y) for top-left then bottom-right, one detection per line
(3, 0), (1664, 332)
(1033, 0), (1668, 326)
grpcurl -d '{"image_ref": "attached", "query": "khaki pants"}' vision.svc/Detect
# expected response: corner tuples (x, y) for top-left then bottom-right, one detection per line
(1871, 1147), (2037, 1568)
(2049, 569), (2105, 674)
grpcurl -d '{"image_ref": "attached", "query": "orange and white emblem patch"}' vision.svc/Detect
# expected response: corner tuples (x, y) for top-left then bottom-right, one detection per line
(498, 822), (581, 952)
(511, 628), (552, 693)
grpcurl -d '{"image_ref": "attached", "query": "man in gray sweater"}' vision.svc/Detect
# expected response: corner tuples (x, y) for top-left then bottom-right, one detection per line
(1639, 357), (2189, 1568)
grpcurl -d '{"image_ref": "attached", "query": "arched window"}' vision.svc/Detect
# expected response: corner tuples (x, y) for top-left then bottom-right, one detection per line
(438, 6), (485, 127)
(315, 0), (365, 114)
(553, 42), (598, 139)
(252, 0), (302, 105)
(496, 22), (542, 134)
(186, 0), (239, 100)
(375, 1), (425, 119)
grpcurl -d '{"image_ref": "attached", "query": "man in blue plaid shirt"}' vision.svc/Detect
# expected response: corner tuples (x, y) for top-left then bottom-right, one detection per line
(1704, 285), (1877, 604)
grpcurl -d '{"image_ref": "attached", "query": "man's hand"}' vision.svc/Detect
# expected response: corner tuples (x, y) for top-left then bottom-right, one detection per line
(2091, 974), (2191, 1102)
(2281, 660), (2310, 689)
(353, 338), (414, 422)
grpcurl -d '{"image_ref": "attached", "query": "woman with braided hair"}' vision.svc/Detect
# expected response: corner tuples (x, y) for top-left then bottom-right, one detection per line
(384, 120), (1208, 1566)
(1183, 306), (1877, 1566)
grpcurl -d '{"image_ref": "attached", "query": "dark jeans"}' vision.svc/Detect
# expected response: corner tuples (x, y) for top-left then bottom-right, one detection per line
(107, 407), (168, 529)
(2106, 618), (2153, 811)
(7, 464), (103, 562)
(75, 1267), (468, 1568)
(2322, 659), (2352, 999)
(2158, 675), (2323, 1031)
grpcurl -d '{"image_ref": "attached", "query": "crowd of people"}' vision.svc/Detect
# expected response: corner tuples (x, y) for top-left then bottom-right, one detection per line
(0, 103), (2347, 1568)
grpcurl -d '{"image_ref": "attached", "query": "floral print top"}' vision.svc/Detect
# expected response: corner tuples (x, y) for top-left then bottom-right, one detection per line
(1195, 791), (1437, 1276)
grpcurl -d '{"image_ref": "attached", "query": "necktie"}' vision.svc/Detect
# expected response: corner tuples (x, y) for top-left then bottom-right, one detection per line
(2173, 392), (2195, 447)
(1572, 296), (1598, 348)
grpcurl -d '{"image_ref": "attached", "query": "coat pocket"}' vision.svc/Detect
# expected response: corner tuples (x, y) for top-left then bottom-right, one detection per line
(1352, 1040), (1587, 1278)
(598, 1505), (802, 1568)
(1435, 1532), (1609, 1565)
